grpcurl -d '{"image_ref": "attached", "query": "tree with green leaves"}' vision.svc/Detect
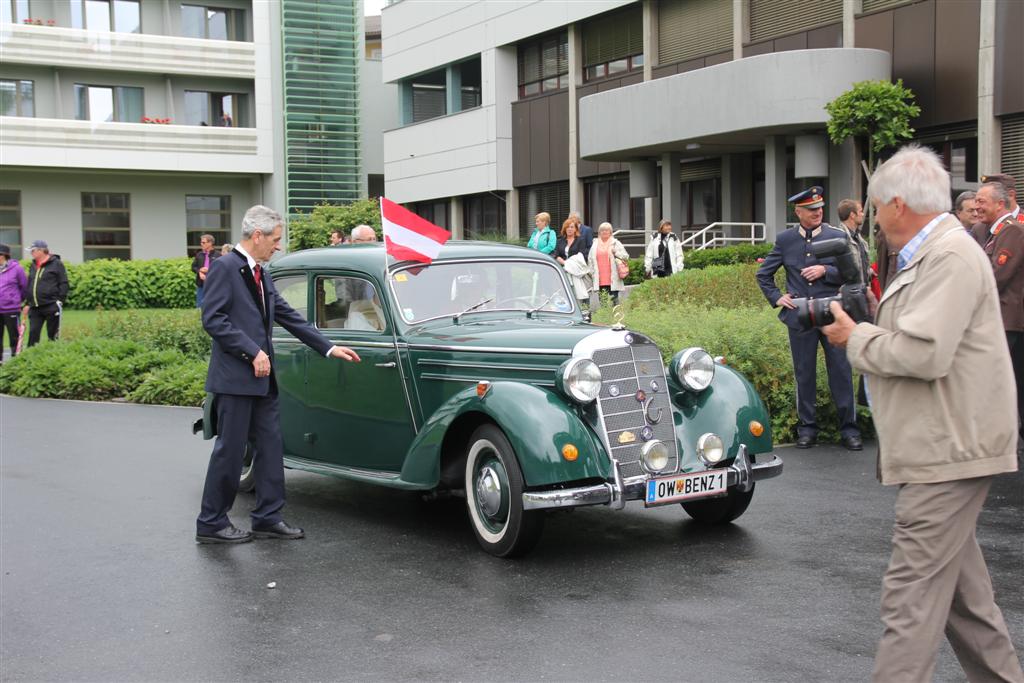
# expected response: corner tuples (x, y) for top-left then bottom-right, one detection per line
(287, 199), (382, 251)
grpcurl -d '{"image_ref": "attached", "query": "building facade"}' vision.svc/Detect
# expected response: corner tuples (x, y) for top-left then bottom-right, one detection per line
(0, 0), (380, 262)
(381, 0), (1024, 244)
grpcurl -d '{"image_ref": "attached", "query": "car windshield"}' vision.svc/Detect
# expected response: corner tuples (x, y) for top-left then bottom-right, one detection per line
(389, 259), (575, 324)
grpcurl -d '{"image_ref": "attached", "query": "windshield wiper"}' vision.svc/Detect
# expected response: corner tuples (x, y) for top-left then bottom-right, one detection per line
(526, 294), (558, 319)
(452, 297), (494, 324)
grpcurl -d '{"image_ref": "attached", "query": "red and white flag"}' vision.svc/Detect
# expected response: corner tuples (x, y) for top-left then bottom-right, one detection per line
(380, 197), (451, 263)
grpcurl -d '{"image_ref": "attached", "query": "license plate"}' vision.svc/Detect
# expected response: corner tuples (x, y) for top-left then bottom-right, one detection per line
(645, 469), (728, 507)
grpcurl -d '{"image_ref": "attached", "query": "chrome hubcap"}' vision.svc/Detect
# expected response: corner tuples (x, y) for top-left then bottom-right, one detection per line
(476, 465), (503, 519)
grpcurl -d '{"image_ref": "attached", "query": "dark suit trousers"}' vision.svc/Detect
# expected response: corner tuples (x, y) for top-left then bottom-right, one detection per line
(196, 391), (286, 534)
(1008, 331), (1024, 439)
(27, 303), (60, 346)
(787, 326), (859, 438)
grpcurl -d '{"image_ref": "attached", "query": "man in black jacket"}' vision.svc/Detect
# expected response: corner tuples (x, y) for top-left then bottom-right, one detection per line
(24, 240), (69, 347)
(190, 233), (220, 308)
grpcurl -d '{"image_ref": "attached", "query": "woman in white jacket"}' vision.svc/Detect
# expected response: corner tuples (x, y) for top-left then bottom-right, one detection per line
(644, 219), (684, 278)
(588, 222), (630, 304)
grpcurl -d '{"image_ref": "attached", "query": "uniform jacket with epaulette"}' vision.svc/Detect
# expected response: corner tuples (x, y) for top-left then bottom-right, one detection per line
(756, 224), (848, 329)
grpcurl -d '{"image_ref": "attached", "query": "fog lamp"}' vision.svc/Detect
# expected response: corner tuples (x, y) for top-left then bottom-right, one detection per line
(696, 433), (725, 465)
(641, 440), (670, 473)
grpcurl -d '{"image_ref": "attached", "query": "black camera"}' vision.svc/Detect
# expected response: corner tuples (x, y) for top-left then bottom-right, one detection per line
(793, 238), (870, 329)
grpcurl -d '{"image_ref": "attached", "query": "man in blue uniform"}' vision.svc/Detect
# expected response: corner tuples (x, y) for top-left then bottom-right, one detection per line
(756, 186), (862, 450)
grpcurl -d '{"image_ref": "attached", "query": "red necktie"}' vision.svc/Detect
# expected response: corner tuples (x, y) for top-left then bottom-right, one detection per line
(252, 265), (265, 308)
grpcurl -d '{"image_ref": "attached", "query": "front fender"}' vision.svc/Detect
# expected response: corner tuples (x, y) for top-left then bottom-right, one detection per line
(399, 381), (611, 488)
(670, 363), (773, 470)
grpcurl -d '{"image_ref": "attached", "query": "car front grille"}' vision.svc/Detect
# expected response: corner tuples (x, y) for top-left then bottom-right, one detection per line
(592, 339), (678, 479)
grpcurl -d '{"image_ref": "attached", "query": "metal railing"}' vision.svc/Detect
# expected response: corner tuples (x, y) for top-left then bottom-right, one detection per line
(679, 222), (767, 251)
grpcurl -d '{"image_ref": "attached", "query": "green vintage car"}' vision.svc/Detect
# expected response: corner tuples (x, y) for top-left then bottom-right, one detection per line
(212, 241), (782, 557)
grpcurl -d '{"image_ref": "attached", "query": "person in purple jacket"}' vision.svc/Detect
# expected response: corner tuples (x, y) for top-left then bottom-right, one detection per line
(0, 244), (28, 361)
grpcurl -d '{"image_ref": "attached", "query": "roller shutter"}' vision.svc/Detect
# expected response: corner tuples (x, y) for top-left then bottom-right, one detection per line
(678, 158), (722, 182)
(1002, 114), (1024, 181)
(861, 0), (915, 14)
(518, 182), (570, 239)
(582, 6), (643, 67)
(749, 0), (842, 42)
(658, 0), (733, 65)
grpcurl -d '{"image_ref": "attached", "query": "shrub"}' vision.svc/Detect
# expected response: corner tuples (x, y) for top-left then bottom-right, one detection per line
(467, 232), (528, 247)
(625, 258), (645, 285)
(593, 304), (873, 443)
(128, 360), (206, 406)
(64, 258), (194, 310)
(87, 309), (209, 357)
(683, 243), (773, 270)
(627, 263), (779, 310)
(288, 199), (382, 251)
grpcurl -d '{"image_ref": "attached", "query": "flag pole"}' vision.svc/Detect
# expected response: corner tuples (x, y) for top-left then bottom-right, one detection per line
(381, 196), (389, 282)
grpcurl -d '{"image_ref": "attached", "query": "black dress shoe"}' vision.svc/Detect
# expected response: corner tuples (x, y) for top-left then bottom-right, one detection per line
(252, 521), (305, 540)
(795, 435), (817, 449)
(196, 524), (253, 544)
(842, 435), (864, 451)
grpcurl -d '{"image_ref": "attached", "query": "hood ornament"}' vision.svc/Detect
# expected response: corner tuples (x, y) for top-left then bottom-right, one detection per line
(611, 305), (626, 330)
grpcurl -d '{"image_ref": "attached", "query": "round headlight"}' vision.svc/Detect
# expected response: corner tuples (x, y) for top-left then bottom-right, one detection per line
(641, 440), (671, 473)
(673, 347), (715, 392)
(558, 358), (602, 403)
(696, 433), (725, 465)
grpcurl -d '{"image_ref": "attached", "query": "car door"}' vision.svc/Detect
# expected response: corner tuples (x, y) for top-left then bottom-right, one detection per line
(302, 272), (416, 472)
(269, 271), (312, 460)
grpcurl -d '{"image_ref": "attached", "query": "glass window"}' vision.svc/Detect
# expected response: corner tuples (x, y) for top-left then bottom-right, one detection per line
(180, 4), (243, 40)
(81, 192), (130, 261)
(0, 190), (22, 256)
(206, 8), (226, 39)
(85, 0), (111, 30)
(2, 0), (29, 23)
(183, 90), (245, 127)
(273, 275), (308, 322)
(0, 80), (33, 117)
(75, 84), (143, 123)
(517, 30), (568, 98)
(113, 0), (139, 33)
(181, 4), (204, 37)
(463, 192), (507, 240)
(315, 276), (383, 331)
(186, 195), (230, 255)
(70, 0), (140, 31)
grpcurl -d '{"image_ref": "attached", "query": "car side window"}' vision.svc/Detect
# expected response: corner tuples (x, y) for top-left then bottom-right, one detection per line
(315, 276), (384, 332)
(273, 274), (308, 321)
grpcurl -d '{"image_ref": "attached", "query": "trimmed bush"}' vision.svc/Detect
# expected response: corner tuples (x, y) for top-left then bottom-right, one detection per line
(128, 360), (206, 406)
(627, 263), (780, 310)
(288, 199), (382, 251)
(65, 258), (194, 310)
(89, 309), (209, 357)
(683, 243), (773, 270)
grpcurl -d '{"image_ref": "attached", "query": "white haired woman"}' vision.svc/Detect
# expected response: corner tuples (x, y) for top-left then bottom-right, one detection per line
(588, 222), (629, 304)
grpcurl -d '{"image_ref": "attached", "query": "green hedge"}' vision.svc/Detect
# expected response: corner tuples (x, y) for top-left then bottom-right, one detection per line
(627, 263), (778, 310)
(288, 199), (382, 251)
(683, 243), (773, 270)
(64, 258), (194, 310)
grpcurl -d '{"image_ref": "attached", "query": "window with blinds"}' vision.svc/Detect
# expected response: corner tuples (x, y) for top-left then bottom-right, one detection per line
(1002, 114), (1024, 181)
(749, 0), (842, 42)
(518, 182), (570, 239)
(518, 31), (568, 98)
(679, 158), (722, 182)
(860, 0), (914, 14)
(409, 68), (446, 123)
(658, 0), (732, 65)
(582, 6), (643, 81)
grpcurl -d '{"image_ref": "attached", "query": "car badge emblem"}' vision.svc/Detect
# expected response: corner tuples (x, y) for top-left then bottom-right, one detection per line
(638, 362), (651, 375)
(644, 397), (663, 425)
(635, 390), (646, 402)
(624, 333), (634, 344)
(640, 426), (654, 441)
(608, 385), (620, 397)
(650, 379), (660, 392)
(618, 431), (637, 444)
(612, 306), (626, 331)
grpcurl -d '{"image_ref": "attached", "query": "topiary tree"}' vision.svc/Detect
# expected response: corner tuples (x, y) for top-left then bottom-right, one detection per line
(287, 199), (382, 251)
(825, 79), (920, 238)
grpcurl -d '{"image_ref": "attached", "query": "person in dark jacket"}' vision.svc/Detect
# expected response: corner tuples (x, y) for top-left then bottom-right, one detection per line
(191, 233), (220, 308)
(0, 243), (27, 360)
(554, 219), (587, 263)
(24, 240), (68, 347)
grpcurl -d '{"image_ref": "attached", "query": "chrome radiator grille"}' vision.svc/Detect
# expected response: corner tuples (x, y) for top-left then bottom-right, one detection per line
(592, 339), (678, 479)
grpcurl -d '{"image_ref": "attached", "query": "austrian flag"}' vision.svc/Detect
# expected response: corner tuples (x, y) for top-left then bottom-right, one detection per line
(380, 197), (451, 263)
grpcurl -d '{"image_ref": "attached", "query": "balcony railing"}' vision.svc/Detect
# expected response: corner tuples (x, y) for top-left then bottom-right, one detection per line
(0, 23), (255, 78)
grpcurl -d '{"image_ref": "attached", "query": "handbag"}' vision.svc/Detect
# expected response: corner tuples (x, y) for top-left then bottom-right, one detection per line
(650, 253), (666, 276)
(616, 259), (630, 281)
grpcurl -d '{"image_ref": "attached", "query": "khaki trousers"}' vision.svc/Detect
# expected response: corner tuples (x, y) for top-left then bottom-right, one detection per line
(873, 476), (1024, 682)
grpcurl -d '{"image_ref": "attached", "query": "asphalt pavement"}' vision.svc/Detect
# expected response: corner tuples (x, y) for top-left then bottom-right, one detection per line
(1, 396), (1021, 682)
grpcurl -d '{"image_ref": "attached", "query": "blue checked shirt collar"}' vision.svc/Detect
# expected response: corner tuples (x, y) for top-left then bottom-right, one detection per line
(897, 213), (949, 272)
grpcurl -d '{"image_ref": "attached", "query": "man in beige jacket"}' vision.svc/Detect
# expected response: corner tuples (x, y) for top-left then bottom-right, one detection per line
(823, 146), (1022, 683)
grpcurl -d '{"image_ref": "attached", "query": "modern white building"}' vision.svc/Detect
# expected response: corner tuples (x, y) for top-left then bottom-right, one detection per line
(381, 0), (1024, 244)
(0, 0), (389, 261)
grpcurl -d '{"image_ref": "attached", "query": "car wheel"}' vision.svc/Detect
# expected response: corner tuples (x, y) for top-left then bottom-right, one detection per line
(681, 483), (754, 524)
(464, 424), (544, 558)
(238, 442), (256, 493)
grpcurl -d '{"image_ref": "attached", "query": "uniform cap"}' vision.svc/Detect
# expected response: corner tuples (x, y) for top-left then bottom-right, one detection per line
(980, 173), (1016, 192)
(788, 186), (825, 209)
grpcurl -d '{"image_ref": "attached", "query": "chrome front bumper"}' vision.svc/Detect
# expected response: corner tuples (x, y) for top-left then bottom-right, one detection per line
(522, 445), (782, 511)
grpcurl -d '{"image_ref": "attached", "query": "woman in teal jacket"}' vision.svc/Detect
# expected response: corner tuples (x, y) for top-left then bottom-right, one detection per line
(526, 212), (556, 255)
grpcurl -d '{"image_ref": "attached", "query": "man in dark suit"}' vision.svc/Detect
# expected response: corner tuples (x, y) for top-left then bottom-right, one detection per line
(569, 211), (594, 254)
(756, 186), (862, 450)
(191, 233), (220, 308)
(196, 205), (361, 544)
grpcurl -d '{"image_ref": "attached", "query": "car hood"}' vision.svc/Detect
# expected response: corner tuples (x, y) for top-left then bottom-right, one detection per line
(404, 316), (601, 354)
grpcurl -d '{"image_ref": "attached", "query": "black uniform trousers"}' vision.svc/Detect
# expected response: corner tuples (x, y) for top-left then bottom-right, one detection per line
(196, 387), (285, 535)
(787, 325), (859, 439)
(27, 303), (60, 346)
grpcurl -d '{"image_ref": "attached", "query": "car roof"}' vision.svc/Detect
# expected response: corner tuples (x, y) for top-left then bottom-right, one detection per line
(270, 240), (551, 275)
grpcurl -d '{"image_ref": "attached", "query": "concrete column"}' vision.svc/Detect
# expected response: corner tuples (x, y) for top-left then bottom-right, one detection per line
(445, 63), (461, 115)
(829, 138), (858, 221)
(642, 0), (656, 80)
(567, 23), (584, 215)
(764, 136), (787, 242)
(733, 0), (748, 61)
(449, 196), (464, 239)
(978, 0), (1000, 175)
(721, 153), (751, 225)
(794, 135), (829, 178)
(505, 187), (519, 241)
(660, 153), (682, 237)
(399, 81), (413, 125)
(842, 0), (860, 48)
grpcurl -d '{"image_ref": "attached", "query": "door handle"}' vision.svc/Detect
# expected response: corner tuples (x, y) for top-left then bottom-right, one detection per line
(375, 361), (397, 368)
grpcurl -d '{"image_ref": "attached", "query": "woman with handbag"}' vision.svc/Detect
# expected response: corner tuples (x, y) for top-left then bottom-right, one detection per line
(526, 212), (556, 255)
(643, 219), (684, 278)
(588, 222), (630, 304)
